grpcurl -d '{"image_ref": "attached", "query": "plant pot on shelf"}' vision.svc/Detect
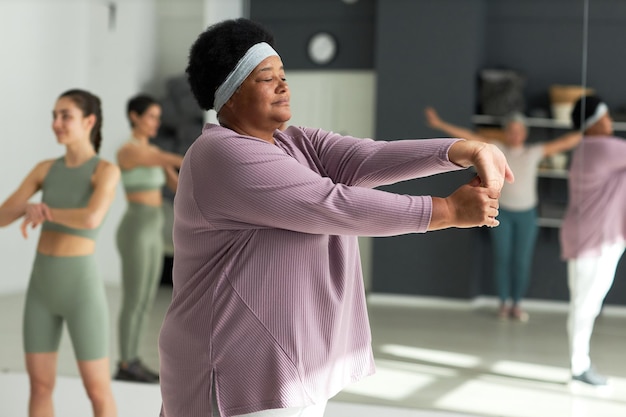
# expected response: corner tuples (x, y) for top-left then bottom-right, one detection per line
(549, 85), (594, 123)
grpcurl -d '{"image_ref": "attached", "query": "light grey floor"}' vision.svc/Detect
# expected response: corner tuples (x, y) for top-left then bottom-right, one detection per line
(2, 286), (626, 417)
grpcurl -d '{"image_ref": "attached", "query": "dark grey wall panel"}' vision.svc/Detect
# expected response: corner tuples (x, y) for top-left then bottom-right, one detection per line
(373, 0), (626, 305)
(587, 2), (626, 112)
(375, 0), (487, 140)
(250, 0), (626, 304)
(484, 1), (587, 113)
(372, 0), (487, 299)
(250, 0), (376, 69)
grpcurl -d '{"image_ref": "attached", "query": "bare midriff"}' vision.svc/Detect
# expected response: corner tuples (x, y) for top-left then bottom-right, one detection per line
(37, 230), (96, 257)
(126, 189), (163, 207)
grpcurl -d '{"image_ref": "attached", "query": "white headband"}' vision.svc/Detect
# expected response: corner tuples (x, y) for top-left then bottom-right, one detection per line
(213, 42), (279, 113)
(583, 102), (608, 130)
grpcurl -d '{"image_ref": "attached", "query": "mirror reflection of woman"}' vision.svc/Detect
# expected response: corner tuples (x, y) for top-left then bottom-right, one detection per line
(426, 107), (582, 321)
(114, 94), (183, 383)
(561, 95), (626, 387)
(0, 89), (120, 417)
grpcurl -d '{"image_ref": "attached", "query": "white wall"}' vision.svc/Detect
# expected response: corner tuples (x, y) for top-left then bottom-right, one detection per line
(0, 1), (376, 294)
(149, 0), (205, 97)
(287, 70), (376, 138)
(0, 0), (157, 294)
(287, 70), (377, 290)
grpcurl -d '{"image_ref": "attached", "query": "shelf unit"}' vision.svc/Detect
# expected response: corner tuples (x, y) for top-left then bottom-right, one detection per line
(471, 114), (626, 132)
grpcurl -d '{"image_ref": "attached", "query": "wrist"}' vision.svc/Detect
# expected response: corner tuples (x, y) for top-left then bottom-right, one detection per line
(448, 140), (474, 168)
(428, 197), (453, 231)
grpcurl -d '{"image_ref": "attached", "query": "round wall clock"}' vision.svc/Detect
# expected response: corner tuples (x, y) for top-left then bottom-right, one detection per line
(307, 32), (338, 65)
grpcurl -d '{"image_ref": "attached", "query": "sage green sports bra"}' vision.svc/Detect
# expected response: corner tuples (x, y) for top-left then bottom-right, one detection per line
(120, 139), (166, 193)
(41, 156), (102, 239)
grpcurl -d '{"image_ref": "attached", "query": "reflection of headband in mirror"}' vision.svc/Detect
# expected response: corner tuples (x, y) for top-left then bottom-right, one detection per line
(572, 95), (607, 130)
(213, 42), (280, 113)
(582, 102), (608, 130)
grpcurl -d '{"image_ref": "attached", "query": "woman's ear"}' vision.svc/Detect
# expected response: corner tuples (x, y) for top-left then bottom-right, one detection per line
(83, 113), (97, 131)
(128, 110), (140, 127)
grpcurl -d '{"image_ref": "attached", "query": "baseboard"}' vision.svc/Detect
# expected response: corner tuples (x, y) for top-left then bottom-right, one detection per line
(367, 293), (626, 318)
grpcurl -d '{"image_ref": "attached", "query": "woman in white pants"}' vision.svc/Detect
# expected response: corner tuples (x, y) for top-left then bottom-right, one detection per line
(560, 95), (626, 386)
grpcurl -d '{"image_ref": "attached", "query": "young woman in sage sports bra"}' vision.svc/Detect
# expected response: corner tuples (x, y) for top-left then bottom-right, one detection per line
(114, 94), (183, 383)
(0, 89), (120, 417)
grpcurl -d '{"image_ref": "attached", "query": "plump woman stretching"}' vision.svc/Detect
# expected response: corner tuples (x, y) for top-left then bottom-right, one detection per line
(114, 94), (182, 383)
(0, 89), (120, 417)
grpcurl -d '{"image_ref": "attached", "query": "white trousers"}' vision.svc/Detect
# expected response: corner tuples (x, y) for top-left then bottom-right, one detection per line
(567, 242), (625, 375)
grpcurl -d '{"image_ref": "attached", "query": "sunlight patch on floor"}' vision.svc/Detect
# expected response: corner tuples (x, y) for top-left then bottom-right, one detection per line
(341, 365), (438, 400)
(489, 360), (569, 383)
(434, 374), (626, 417)
(380, 344), (481, 369)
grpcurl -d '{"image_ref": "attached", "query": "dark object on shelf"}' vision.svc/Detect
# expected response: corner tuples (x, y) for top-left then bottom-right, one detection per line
(478, 68), (526, 117)
(153, 74), (204, 165)
(154, 74), (204, 203)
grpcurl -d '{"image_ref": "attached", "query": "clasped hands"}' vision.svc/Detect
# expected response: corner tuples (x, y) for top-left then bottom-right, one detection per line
(446, 140), (514, 228)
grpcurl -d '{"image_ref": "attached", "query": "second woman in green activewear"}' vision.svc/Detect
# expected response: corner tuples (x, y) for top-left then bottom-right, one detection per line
(114, 94), (183, 383)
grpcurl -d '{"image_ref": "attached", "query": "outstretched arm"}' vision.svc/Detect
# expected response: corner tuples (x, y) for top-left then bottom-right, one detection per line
(542, 131), (582, 157)
(26, 161), (121, 233)
(425, 106), (489, 143)
(117, 143), (183, 170)
(0, 161), (52, 230)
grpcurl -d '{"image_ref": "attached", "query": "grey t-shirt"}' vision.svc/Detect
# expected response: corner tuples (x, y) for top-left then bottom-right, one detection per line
(495, 142), (544, 211)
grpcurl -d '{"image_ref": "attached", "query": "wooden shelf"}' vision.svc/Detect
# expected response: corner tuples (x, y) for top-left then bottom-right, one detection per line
(472, 114), (570, 129)
(537, 167), (568, 179)
(472, 114), (626, 132)
(537, 217), (563, 228)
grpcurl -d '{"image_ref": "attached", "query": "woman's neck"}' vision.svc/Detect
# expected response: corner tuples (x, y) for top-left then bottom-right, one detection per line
(131, 130), (150, 144)
(219, 116), (278, 145)
(64, 142), (96, 167)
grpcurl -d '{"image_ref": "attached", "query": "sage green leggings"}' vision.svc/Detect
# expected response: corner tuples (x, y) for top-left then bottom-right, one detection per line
(116, 202), (164, 362)
(23, 253), (109, 361)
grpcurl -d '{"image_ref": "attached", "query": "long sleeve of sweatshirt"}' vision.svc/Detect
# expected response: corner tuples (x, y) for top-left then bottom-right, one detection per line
(187, 124), (465, 237)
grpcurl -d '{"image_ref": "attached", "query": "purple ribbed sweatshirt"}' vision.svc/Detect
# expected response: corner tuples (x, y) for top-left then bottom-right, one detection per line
(158, 124), (463, 417)
(560, 135), (626, 259)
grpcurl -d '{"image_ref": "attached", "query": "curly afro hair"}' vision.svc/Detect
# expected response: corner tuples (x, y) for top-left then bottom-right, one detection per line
(186, 18), (275, 111)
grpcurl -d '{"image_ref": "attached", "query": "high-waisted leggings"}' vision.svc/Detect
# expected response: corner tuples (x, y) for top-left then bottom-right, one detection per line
(23, 253), (109, 361)
(116, 202), (164, 362)
(489, 207), (538, 304)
